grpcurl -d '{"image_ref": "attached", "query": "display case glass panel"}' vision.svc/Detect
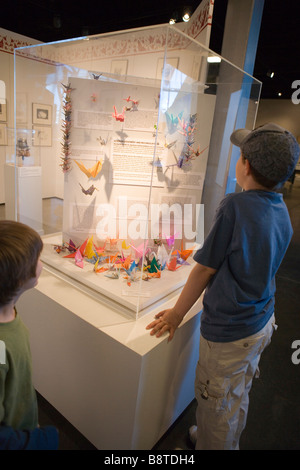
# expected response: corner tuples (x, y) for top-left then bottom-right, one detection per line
(14, 25), (261, 319)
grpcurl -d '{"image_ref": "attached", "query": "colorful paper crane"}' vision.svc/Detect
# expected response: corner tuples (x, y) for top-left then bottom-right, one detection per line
(112, 106), (126, 122)
(74, 160), (102, 178)
(167, 257), (181, 271)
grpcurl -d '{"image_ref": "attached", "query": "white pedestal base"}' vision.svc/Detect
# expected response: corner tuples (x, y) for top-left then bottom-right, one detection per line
(4, 163), (43, 234)
(18, 267), (202, 449)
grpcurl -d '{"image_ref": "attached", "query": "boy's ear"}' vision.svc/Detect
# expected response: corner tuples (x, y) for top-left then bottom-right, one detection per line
(244, 158), (251, 175)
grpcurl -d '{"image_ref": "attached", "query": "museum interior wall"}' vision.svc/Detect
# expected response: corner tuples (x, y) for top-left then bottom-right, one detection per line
(255, 99), (300, 141)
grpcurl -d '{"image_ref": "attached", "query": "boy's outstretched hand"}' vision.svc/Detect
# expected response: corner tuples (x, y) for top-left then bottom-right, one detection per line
(146, 263), (216, 342)
(145, 308), (183, 342)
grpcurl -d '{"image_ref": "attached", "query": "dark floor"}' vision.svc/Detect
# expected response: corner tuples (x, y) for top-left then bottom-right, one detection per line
(36, 175), (300, 450)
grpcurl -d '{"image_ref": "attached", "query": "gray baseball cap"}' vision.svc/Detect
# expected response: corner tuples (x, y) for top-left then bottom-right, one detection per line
(230, 123), (299, 183)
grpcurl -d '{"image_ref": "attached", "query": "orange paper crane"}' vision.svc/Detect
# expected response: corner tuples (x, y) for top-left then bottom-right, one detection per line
(74, 160), (102, 178)
(167, 257), (180, 271)
(172, 241), (195, 261)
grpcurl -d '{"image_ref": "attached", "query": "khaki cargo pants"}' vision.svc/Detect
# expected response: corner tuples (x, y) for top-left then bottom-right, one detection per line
(195, 314), (277, 450)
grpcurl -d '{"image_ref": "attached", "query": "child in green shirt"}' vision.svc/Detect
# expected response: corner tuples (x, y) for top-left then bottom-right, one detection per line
(0, 220), (58, 450)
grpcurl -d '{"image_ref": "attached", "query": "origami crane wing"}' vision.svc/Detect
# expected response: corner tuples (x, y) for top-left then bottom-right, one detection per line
(167, 257), (180, 271)
(131, 240), (149, 258)
(85, 237), (96, 259)
(89, 161), (103, 178)
(122, 240), (131, 250)
(67, 239), (77, 252)
(120, 255), (132, 270)
(75, 249), (84, 268)
(163, 231), (180, 247)
(79, 238), (88, 256)
(156, 244), (170, 267)
(75, 160), (102, 178)
(172, 242), (195, 261)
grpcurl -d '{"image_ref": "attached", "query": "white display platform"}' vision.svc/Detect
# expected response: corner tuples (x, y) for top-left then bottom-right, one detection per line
(4, 163), (43, 234)
(18, 265), (202, 450)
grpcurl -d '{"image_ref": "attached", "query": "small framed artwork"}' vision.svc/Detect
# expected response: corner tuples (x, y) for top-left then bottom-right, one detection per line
(33, 125), (52, 146)
(110, 60), (128, 75)
(0, 124), (7, 145)
(32, 103), (52, 125)
(0, 101), (7, 122)
(156, 57), (179, 80)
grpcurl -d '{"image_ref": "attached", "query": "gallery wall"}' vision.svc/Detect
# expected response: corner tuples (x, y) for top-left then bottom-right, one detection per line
(256, 99), (300, 141)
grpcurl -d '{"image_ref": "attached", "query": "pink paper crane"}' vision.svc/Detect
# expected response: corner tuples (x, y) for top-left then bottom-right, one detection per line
(112, 106), (126, 122)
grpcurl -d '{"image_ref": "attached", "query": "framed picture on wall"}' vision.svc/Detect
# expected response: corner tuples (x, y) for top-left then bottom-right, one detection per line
(110, 60), (128, 75)
(156, 57), (179, 80)
(0, 101), (7, 122)
(32, 103), (52, 125)
(33, 125), (52, 146)
(0, 124), (7, 145)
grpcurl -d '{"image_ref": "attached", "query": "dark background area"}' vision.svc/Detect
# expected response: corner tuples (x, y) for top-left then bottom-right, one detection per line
(1, 0), (300, 99)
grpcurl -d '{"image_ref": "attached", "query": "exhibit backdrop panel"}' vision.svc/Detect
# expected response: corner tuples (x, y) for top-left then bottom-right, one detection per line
(13, 24), (261, 320)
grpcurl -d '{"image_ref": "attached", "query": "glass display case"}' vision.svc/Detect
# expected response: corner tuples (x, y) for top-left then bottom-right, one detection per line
(13, 24), (261, 319)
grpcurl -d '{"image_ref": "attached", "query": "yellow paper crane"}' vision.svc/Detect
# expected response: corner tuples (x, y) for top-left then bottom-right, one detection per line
(85, 236), (96, 259)
(74, 160), (102, 178)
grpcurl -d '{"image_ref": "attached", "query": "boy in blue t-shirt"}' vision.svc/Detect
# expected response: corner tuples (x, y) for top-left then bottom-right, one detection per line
(146, 123), (299, 450)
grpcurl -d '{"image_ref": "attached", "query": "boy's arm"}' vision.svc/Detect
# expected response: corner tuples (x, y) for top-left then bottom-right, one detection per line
(146, 262), (216, 341)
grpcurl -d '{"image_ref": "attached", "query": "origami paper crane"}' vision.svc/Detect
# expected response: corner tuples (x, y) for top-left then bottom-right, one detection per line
(74, 160), (102, 178)
(123, 260), (139, 286)
(112, 106), (126, 122)
(172, 242), (195, 261)
(167, 257), (180, 271)
(165, 111), (183, 134)
(163, 232), (179, 247)
(79, 183), (99, 195)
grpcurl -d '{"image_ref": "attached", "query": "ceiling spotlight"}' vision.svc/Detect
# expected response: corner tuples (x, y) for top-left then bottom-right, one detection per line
(207, 56), (221, 63)
(267, 70), (275, 78)
(182, 12), (190, 22)
(169, 11), (178, 24)
(278, 92), (282, 96)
